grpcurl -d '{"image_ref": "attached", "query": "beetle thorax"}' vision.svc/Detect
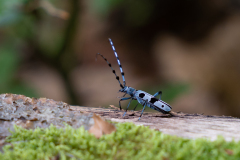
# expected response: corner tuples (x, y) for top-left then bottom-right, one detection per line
(120, 86), (135, 96)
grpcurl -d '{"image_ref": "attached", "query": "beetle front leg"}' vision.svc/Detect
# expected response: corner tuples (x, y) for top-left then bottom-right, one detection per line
(119, 97), (131, 110)
(122, 98), (133, 117)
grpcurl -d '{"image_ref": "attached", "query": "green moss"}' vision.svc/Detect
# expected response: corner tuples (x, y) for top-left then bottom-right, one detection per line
(1, 123), (240, 160)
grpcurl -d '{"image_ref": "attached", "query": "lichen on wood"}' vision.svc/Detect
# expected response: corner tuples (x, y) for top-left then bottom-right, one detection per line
(0, 94), (94, 138)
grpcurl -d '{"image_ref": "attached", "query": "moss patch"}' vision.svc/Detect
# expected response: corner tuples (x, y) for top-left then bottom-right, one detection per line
(1, 123), (240, 160)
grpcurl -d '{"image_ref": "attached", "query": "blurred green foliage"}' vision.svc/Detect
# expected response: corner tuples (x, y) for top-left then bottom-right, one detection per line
(91, 0), (154, 27)
(0, 0), (38, 97)
(0, 0), (26, 26)
(0, 0), (79, 102)
(0, 46), (37, 97)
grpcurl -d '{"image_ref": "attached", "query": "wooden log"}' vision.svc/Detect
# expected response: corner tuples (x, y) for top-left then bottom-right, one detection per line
(73, 106), (240, 141)
(0, 93), (239, 142)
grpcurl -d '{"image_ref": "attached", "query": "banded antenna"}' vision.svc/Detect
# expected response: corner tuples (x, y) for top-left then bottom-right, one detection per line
(108, 38), (126, 87)
(96, 53), (124, 88)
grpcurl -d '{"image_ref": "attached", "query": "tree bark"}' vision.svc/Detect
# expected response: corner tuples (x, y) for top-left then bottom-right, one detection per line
(73, 106), (240, 142)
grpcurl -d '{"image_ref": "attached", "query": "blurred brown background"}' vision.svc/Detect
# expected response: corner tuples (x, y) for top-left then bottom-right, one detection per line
(1, 0), (240, 116)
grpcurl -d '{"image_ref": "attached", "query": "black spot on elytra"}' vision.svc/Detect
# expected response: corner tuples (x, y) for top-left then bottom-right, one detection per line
(139, 93), (145, 98)
(116, 76), (119, 80)
(108, 63), (111, 67)
(150, 97), (158, 104)
(162, 105), (164, 108)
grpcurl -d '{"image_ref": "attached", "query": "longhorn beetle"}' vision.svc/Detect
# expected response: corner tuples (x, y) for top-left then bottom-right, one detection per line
(96, 38), (172, 120)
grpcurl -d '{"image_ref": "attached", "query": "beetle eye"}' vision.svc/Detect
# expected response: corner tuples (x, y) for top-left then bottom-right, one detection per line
(161, 105), (164, 108)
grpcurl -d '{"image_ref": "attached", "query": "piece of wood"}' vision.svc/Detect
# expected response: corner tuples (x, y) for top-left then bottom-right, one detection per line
(0, 94), (94, 138)
(1, 93), (239, 142)
(72, 106), (240, 141)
